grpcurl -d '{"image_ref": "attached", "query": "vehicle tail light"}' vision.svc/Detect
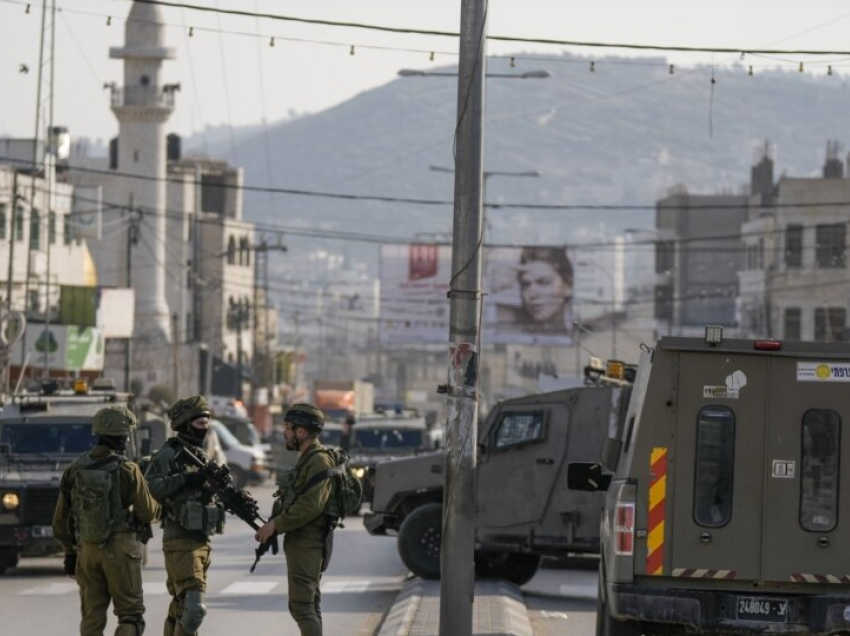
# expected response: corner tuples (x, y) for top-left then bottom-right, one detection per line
(614, 502), (635, 556)
(754, 340), (781, 351)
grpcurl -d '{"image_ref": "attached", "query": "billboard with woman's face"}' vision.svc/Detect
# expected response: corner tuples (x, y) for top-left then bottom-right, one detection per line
(380, 244), (574, 345)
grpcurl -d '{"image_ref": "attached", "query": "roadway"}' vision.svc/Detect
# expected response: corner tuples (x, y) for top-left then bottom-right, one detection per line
(0, 480), (597, 636)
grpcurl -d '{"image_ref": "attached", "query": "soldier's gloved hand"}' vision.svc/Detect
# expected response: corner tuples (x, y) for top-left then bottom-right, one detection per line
(184, 471), (206, 488)
(63, 553), (77, 577)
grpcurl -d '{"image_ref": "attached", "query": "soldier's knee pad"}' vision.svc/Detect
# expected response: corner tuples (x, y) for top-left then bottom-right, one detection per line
(181, 590), (207, 635)
(116, 614), (146, 636)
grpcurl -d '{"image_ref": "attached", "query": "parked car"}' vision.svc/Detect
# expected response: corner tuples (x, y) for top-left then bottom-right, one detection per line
(209, 420), (268, 489)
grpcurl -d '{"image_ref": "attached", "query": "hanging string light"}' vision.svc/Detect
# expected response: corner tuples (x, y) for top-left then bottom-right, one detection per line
(828, 65), (833, 76)
(189, 26), (194, 37)
(269, 36), (275, 47)
(798, 61), (804, 72)
(429, 51), (434, 61)
(25, 4), (30, 14)
(510, 57), (516, 67)
(590, 61), (595, 73)
(748, 65), (753, 76)
(106, 15), (112, 26)
(669, 64), (675, 75)
(350, 45), (355, 55)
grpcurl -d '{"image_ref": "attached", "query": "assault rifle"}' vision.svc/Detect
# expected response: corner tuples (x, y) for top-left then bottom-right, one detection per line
(178, 448), (278, 573)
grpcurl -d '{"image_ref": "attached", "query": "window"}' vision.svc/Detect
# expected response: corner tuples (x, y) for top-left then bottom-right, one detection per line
(14, 206), (24, 241)
(784, 307), (802, 340)
(48, 211), (56, 244)
(694, 406), (735, 528)
(785, 224), (803, 268)
(655, 240), (675, 274)
(800, 409), (840, 532)
(0, 203), (6, 240)
(29, 208), (40, 250)
(226, 236), (236, 265)
(816, 223), (846, 268)
(814, 307), (846, 342)
(63, 214), (71, 245)
(492, 411), (545, 449)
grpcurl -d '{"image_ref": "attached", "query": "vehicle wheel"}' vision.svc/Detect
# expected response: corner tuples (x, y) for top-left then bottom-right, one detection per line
(474, 551), (541, 586)
(397, 502), (442, 579)
(0, 549), (19, 574)
(228, 464), (247, 490)
(597, 567), (641, 636)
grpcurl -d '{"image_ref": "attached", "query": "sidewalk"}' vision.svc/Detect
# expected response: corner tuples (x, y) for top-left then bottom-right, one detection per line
(377, 578), (533, 636)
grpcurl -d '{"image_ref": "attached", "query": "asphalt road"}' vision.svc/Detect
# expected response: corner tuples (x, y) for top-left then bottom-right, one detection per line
(0, 481), (407, 636)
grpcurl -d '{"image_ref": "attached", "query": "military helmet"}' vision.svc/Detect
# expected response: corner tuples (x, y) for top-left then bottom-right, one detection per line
(285, 403), (325, 432)
(92, 405), (137, 437)
(167, 395), (211, 431)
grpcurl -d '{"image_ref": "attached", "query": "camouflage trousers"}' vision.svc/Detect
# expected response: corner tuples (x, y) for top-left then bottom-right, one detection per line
(284, 529), (325, 636)
(76, 531), (146, 636)
(163, 541), (211, 636)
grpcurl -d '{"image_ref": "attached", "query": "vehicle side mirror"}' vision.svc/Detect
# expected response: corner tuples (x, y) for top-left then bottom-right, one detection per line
(600, 437), (622, 472)
(139, 438), (152, 457)
(567, 462), (612, 491)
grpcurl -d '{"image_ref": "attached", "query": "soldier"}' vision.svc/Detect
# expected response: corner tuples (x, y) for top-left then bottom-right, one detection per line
(255, 403), (336, 636)
(52, 404), (160, 636)
(144, 396), (225, 636)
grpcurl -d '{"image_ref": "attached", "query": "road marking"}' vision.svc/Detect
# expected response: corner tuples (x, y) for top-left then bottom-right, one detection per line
(218, 581), (278, 595)
(20, 582), (78, 595)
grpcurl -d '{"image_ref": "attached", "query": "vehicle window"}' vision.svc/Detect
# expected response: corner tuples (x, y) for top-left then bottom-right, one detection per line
(211, 421), (240, 449)
(320, 429), (342, 447)
(800, 409), (840, 532)
(353, 428), (424, 449)
(693, 406), (735, 528)
(0, 422), (97, 454)
(492, 411), (545, 450)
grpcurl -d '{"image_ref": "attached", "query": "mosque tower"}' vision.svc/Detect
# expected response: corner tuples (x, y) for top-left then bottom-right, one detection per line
(109, 1), (176, 344)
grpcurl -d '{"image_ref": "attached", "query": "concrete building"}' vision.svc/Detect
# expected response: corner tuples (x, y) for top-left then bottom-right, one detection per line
(739, 145), (850, 341)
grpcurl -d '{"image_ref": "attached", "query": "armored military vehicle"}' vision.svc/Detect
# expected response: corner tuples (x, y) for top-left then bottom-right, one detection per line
(348, 410), (435, 505)
(570, 328), (850, 636)
(364, 359), (633, 584)
(0, 378), (134, 573)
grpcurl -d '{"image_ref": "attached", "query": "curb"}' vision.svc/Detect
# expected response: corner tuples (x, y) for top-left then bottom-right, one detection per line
(377, 577), (533, 636)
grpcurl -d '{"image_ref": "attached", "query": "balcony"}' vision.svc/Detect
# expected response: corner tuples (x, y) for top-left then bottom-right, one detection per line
(110, 86), (175, 109)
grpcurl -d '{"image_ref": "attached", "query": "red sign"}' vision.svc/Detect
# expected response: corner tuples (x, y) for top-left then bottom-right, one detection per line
(409, 245), (439, 280)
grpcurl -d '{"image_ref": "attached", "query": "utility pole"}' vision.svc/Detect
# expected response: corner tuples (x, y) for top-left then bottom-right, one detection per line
(171, 312), (180, 399)
(124, 197), (136, 392)
(440, 1), (487, 635)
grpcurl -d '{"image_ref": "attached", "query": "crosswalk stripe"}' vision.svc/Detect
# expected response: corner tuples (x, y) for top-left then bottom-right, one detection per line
(20, 582), (78, 595)
(218, 581), (279, 595)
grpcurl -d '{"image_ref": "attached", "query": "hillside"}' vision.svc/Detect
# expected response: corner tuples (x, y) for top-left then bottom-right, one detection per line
(187, 53), (850, 280)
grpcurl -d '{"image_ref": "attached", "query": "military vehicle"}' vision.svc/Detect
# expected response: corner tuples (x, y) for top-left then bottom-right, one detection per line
(0, 378), (134, 573)
(570, 328), (850, 636)
(364, 359), (633, 584)
(348, 410), (435, 505)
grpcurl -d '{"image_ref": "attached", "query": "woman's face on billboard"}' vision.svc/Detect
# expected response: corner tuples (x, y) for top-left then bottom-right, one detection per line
(519, 260), (571, 323)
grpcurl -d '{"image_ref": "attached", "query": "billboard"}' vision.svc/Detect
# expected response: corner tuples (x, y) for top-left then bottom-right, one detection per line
(380, 244), (574, 346)
(11, 324), (104, 371)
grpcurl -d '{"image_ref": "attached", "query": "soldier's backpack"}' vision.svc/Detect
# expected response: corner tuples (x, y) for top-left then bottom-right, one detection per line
(72, 455), (130, 544)
(280, 448), (363, 527)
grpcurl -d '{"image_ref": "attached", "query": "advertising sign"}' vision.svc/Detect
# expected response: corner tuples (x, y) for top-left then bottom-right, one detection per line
(11, 324), (104, 371)
(379, 244), (574, 346)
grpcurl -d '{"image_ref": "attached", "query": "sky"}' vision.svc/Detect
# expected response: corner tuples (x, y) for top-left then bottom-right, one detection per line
(2, 0), (850, 144)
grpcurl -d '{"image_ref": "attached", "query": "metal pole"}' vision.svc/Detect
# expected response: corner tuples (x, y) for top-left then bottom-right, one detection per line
(42, 0), (56, 379)
(124, 196), (134, 392)
(440, 0), (487, 634)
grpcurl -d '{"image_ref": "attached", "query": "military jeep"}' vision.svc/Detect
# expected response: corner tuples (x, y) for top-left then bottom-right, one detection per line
(364, 360), (633, 585)
(0, 378), (134, 573)
(570, 329), (850, 636)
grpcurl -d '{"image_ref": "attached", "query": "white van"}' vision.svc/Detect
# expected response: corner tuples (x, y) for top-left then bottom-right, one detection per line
(210, 420), (268, 489)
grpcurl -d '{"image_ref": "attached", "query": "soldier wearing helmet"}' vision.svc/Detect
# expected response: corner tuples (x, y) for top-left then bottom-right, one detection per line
(256, 403), (336, 636)
(52, 404), (160, 636)
(144, 395), (225, 636)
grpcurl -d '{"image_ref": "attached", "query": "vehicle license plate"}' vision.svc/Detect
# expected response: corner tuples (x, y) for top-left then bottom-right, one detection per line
(31, 525), (53, 538)
(736, 596), (787, 621)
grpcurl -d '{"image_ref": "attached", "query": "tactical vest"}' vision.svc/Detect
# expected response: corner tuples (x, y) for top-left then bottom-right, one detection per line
(161, 438), (225, 537)
(71, 453), (133, 545)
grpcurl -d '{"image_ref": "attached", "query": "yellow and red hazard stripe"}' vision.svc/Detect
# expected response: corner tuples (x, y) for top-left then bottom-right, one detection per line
(646, 447), (667, 575)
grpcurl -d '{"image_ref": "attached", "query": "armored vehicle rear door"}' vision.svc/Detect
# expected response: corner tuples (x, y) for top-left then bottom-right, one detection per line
(669, 352), (769, 580)
(476, 400), (569, 527)
(669, 352), (850, 583)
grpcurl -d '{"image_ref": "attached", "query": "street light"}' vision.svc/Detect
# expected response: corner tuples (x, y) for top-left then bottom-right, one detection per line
(577, 260), (617, 359)
(398, 69), (551, 79)
(428, 165), (540, 241)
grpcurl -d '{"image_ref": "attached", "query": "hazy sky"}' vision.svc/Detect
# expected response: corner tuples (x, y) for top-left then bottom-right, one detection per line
(2, 0), (850, 143)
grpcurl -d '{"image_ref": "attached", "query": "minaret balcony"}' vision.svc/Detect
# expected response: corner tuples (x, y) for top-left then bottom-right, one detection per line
(109, 86), (175, 109)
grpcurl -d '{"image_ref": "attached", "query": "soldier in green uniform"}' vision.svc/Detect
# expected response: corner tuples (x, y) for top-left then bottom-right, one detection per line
(52, 404), (160, 636)
(255, 403), (335, 636)
(144, 396), (225, 636)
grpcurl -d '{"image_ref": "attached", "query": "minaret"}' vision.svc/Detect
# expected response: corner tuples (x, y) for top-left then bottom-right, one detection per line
(109, 2), (175, 344)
